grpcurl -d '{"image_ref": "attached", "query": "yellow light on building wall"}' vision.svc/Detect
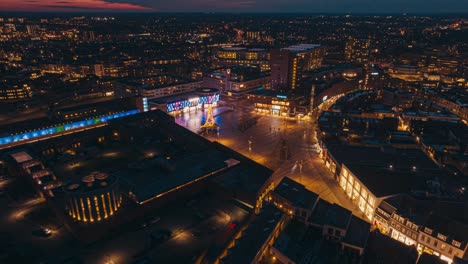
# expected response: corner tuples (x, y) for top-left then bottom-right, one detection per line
(101, 194), (108, 219)
(94, 196), (101, 221)
(80, 198), (87, 222)
(87, 197), (94, 222)
(107, 192), (114, 215)
(74, 199), (81, 220)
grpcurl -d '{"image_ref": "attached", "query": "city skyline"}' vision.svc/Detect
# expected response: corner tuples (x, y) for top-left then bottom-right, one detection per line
(1, 0), (468, 13)
(0, 10), (466, 264)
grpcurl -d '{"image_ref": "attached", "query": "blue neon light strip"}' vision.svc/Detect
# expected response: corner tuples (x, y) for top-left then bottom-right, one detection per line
(166, 94), (220, 113)
(0, 109), (140, 146)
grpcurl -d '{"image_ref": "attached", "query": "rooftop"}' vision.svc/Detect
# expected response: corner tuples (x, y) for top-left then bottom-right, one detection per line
(272, 177), (319, 209)
(221, 203), (284, 264)
(327, 145), (444, 197)
(282, 44), (321, 53)
(364, 231), (418, 264)
(273, 219), (322, 263)
(381, 194), (468, 246)
(343, 215), (371, 248)
(9, 151), (33, 163)
(309, 198), (352, 230)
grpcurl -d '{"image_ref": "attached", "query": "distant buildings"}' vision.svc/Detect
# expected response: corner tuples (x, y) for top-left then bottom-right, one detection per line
(214, 47), (270, 72)
(202, 66), (270, 98)
(270, 44), (325, 92)
(0, 78), (32, 101)
(317, 89), (468, 263)
(345, 37), (372, 65)
(113, 75), (202, 99)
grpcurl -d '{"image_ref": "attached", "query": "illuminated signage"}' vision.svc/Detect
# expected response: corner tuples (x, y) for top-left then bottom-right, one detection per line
(371, 72), (379, 76)
(272, 105), (281, 110)
(142, 97), (149, 112)
(0, 109), (140, 146)
(276, 95), (288, 99)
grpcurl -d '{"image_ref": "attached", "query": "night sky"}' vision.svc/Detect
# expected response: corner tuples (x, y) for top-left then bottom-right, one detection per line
(1, 0), (467, 13)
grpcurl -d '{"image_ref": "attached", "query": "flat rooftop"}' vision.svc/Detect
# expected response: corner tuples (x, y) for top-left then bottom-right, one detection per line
(343, 215), (371, 248)
(273, 219), (322, 263)
(309, 198), (352, 230)
(282, 44), (321, 52)
(272, 177), (319, 209)
(327, 145), (444, 197)
(116, 148), (230, 203)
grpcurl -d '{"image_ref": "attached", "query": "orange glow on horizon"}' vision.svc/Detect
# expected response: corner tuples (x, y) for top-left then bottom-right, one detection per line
(0, 0), (154, 12)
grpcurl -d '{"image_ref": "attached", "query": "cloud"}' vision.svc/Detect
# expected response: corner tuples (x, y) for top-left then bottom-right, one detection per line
(4, 0), (468, 13)
(44, 5), (96, 9)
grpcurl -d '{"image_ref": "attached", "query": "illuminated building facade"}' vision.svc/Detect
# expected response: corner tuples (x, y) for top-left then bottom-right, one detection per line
(113, 76), (202, 99)
(203, 67), (270, 98)
(270, 44), (325, 91)
(64, 172), (122, 223)
(339, 165), (376, 221)
(247, 88), (306, 117)
(375, 196), (468, 263)
(165, 93), (219, 113)
(146, 89), (220, 114)
(0, 109), (139, 147)
(345, 37), (372, 65)
(0, 82), (32, 101)
(214, 47), (270, 72)
(390, 64), (422, 82)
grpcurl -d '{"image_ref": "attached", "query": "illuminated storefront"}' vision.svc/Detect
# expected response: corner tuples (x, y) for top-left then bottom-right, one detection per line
(248, 91), (303, 117)
(339, 166), (375, 221)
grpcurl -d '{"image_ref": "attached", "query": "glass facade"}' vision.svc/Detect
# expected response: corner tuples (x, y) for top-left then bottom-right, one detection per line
(340, 167), (375, 221)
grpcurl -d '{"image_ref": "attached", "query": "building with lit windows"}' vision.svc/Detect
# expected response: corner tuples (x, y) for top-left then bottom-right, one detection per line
(375, 195), (468, 263)
(345, 37), (372, 65)
(0, 97), (143, 149)
(323, 145), (445, 222)
(0, 80), (32, 101)
(208, 177), (371, 264)
(247, 88), (308, 117)
(269, 177), (319, 222)
(389, 64), (423, 82)
(1, 110), (274, 241)
(270, 44), (325, 91)
(203, 66), (270, 98)
(113, 75), (202, 99)
(214, 47), (270, 72)
(64, 172), (122, 223)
